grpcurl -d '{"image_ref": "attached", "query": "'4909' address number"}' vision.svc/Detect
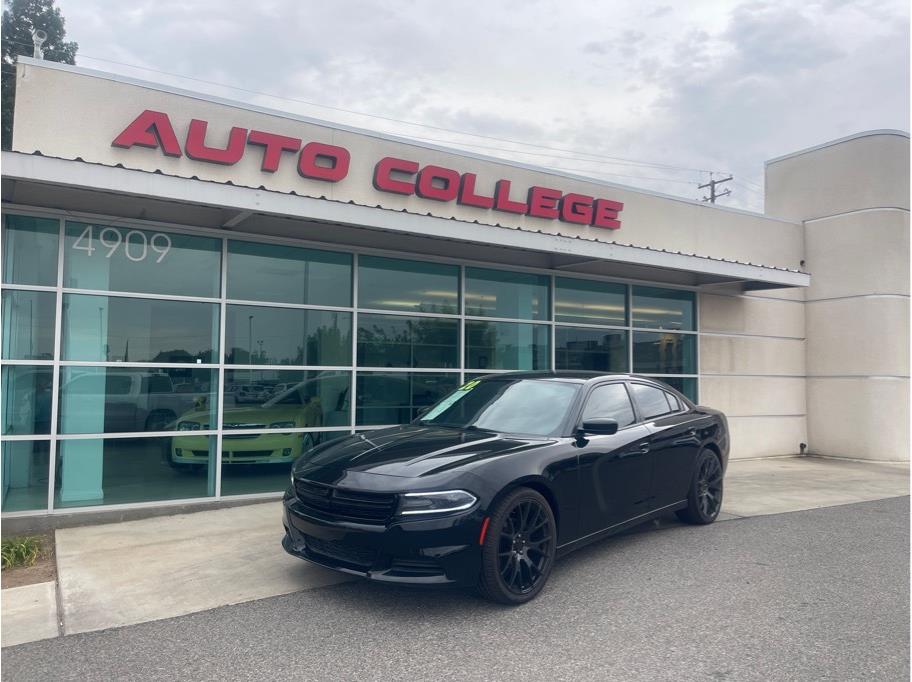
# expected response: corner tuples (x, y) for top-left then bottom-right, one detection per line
(72, 225), (172, 263)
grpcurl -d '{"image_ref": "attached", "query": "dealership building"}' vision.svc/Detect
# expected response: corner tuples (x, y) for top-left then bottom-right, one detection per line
(1, 57), (908, 519)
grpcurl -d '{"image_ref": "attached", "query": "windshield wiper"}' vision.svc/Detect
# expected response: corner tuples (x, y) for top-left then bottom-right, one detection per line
(419, 422), (496, 434)
(463, 424), (496, 433)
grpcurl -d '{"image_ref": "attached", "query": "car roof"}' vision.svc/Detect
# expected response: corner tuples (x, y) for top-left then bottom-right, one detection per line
(474, 372), (693, 405)
(474, 371), (662, 385)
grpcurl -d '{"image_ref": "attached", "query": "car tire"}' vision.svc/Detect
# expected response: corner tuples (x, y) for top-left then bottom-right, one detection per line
(676, 449), (724, 525)
(477, 487), (557, 605)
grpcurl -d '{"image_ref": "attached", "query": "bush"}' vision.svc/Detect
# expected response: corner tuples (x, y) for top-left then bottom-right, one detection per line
(1, 536), (43, 569)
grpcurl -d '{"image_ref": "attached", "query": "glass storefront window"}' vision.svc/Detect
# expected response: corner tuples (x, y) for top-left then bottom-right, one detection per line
(633, 332), (696, 374)
(58, 367), (217, 434)
(227, 241), (351, 307)
(652, 376), (698, 403)
(222, 370), (351, 430)
(64, 222), (221, 298)
(63, 294), (219, 363)
(219, 430), (349, 496)
(632, 286), (695, 331)
(358, 256), (459, 314)
(0, 216), (707, 513)
(555, 278), (627, 326)
(465, 321), (550, 370)
(2, 290), (57, 360)
(1, 440), (50, 512)
(358, 313), (458, 368)
(225, 305), (351, 366)
(56, 436), (215, 508)
(356, 372), (459, 425)
(465, 267), (550, 320)
(2, 366), (53, 435)
(2, 214), (59, 286)
(555, 327), (628, 372)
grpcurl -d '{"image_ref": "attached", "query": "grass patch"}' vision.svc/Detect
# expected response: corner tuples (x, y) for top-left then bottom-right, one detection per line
(1, 535), (44, 570)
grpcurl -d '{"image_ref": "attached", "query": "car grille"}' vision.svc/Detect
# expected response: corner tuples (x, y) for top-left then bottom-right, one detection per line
(304, 535), (377, 568)
(293, 479), (398, 524)
(388, 557), (444, 578)
(223, 424), (267, 440)
(224, 450), (274, 460)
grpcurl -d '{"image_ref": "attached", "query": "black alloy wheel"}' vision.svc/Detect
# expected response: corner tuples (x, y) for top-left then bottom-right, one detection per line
(677, 449), (724, 525)
(478, 487), (556, 604)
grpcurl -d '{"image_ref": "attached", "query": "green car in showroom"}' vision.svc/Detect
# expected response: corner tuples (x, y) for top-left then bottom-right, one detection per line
(170, 373), (350, 468)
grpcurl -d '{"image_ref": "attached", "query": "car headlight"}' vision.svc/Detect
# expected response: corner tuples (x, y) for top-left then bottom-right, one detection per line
(177, 421), (200, 431)
(270, 421), (296, 430)
(399, 490), (477, 516)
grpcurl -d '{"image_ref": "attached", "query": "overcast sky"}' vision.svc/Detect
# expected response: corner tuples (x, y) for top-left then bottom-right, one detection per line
(53, 0), (909, 212)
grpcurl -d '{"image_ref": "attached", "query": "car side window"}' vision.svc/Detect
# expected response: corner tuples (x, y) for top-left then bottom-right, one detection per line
(665, 392), (681, 412)
(630, 384), (674, 420)
(582, 383), (636, 427)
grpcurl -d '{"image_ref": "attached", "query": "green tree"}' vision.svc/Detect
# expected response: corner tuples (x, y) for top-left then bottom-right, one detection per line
(2, 0), (78, 149)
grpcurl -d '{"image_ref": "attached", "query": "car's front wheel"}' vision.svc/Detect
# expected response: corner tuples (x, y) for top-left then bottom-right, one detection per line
(478, 487), (556, 605)
(676, 449), (724, 525)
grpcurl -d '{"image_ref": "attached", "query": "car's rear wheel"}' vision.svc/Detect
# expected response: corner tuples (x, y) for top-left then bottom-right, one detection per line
(478, 487), (556, 605)
(676, 449), (724, 525)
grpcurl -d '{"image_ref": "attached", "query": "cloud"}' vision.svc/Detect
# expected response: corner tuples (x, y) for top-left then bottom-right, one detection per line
(648, 5), (674, 18)
(582, 41), (609, 55)
(53, 0), (910, 211)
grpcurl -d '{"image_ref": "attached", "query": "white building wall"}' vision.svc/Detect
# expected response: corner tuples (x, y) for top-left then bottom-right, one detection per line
(766, 131), (910, 461)
(699, 287), (807, 459)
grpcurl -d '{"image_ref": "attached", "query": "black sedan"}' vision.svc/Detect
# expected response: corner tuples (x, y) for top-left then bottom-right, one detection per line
(283, 372), (729, 604)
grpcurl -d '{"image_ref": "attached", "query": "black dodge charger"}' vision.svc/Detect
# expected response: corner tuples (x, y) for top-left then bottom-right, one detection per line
(283, 372), (729, 604)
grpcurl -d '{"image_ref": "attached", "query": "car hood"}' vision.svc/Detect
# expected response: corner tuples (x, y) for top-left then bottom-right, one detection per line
(177, 405), (300, 427)
(292, 424), (551, 484)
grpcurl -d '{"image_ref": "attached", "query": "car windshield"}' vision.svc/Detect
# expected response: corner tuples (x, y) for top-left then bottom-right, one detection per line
(418, 378), (580, 436)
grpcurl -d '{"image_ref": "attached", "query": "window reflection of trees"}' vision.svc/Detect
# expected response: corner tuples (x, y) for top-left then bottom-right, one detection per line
(358, 316), (457, 368)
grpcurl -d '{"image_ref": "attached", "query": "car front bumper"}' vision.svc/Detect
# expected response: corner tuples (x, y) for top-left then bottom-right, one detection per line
(171, 433), (304, 465)
(281, 490), (484, 586)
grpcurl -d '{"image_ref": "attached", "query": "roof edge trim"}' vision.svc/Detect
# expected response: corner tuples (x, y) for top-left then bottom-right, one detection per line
(765, 129), (910, 166)
(15, 57), (796, 224)
(1, 152), (810, 289)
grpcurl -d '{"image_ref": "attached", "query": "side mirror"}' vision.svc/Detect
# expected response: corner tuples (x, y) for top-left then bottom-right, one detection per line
(579, 418), (619, 436)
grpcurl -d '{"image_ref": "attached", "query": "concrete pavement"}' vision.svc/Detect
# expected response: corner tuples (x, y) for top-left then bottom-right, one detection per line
(3, 496), (908, 681)
(723, 456), (909, 517)
(0, 582), (58, 648)
(2, 455), (908, 646)
(54, 502), (351, 636)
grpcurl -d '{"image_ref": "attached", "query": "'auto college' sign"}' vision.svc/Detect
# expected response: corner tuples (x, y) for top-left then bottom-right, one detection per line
(112, 110), (625, 230)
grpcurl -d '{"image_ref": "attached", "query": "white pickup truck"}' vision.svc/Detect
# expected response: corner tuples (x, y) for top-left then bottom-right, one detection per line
(61, 370), (204, 432)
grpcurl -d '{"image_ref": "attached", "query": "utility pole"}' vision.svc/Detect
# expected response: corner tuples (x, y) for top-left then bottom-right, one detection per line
(699, 174), (733, 203)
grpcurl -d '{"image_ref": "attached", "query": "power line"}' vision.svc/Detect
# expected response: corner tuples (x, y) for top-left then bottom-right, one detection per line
(535, 168), (700, 185)
(738, 177), (763, 190)
(3, 40), (732, 190)
(2, 38), (731, 176)
(699, 174), (733, 203)
(732, 180), (763, 196)
(0, 41), (726, 178)
(7, 46), (727, 177)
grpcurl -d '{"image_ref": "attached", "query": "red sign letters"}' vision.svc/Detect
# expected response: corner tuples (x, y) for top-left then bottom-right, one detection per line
(112, 110), (624, 230)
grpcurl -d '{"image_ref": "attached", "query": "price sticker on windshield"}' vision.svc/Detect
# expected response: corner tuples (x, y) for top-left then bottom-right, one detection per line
(458, 380), (481, 392)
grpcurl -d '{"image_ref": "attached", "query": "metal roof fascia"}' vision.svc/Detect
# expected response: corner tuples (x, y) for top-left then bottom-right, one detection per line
(1, 152), (810, 288)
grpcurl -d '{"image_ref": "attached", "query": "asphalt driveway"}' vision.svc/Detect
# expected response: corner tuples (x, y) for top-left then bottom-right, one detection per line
(3, 496), (908, 682)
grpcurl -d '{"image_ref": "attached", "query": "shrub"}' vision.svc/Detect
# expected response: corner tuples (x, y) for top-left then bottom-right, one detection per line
(1, 535), (43, 569)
